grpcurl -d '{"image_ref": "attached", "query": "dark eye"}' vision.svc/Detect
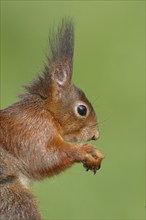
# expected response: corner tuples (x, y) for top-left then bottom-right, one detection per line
(77, 105), (87, 116)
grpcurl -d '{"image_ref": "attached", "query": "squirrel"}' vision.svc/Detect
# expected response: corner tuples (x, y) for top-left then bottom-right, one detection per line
(0, 18), (104, 220)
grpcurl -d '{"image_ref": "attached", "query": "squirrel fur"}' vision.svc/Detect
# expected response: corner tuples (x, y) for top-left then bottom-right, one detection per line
(0, 18), (104, 220)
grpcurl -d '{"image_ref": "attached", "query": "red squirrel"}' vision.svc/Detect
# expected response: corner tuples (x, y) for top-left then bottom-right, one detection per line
(0, 18), (104, 220)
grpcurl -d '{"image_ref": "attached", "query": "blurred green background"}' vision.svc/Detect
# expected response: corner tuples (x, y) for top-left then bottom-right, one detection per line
(1, 1), (145, 220)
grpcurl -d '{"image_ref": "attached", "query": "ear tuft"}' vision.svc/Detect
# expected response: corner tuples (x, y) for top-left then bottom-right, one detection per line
(49, 18), (74, 62)
(48, 18), (74, 87)
(24, 18), (74, 97)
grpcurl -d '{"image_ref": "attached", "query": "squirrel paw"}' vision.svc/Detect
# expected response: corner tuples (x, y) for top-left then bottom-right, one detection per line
(81, 144), (104, 174)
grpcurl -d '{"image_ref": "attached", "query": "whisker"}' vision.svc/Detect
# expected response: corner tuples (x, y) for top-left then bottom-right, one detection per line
(89, 116), (111, 129)
(89, 123), (98, 128)
(98, 115), (111, 125)
(92, 96), (101, 105)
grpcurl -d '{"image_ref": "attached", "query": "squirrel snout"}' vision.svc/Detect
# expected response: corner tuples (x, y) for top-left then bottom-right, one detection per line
(91, 130), (100, 141)
(91, 135), (97, 140)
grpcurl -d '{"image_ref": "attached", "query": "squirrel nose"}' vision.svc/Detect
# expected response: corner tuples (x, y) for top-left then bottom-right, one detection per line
(91, 130), (99, 140)
(91, 135), (97, 140)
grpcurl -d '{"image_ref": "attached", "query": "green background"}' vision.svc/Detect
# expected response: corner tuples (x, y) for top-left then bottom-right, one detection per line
(1, 1), (145, 220)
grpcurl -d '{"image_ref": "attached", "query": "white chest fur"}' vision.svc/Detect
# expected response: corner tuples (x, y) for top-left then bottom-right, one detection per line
(19, 173), (31, 188)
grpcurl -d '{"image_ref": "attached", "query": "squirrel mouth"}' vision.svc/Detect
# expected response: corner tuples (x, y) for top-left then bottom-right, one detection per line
(63, 135), (94, 144)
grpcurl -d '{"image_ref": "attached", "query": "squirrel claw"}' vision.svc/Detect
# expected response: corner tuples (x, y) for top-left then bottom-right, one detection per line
(92, 164), (101, 174)
(84, 164), (101, 174)
(97, 165), (101, 170)
(93, 170), (97, 175)
(92, 165), (100, 175)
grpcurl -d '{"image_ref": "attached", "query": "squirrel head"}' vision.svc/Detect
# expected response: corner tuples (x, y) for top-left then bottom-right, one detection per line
(25, 18), (99, 143)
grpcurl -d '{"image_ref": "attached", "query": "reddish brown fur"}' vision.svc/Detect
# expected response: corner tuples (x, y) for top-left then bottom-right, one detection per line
(0, 19), (104, 220)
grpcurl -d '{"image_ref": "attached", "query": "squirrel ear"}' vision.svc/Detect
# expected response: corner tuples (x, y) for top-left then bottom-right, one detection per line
(24, 19), (74, 96)
(48, 18), (74, 87)
(50, 61), (72, 87)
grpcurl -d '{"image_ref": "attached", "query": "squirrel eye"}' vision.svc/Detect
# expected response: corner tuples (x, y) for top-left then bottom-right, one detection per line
(77, 105), (87, 116)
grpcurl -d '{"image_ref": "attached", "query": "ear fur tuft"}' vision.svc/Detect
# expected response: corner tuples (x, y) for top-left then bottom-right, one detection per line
(49, 18), (74, 62)
(24, 18), (74, 98)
